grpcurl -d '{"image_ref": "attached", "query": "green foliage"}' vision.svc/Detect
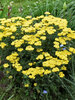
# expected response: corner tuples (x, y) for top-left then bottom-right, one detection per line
(60, 1), (75, 30)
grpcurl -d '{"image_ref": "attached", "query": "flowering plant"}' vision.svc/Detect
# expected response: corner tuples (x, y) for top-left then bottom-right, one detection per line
(0, 12), (75, 99)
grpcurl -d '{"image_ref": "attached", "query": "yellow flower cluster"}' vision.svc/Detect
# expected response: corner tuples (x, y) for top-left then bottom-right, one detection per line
(0, 12), (75, 84)
(0, 42), (7, 48)
(6, 52), (22, 71)
(42, 56), (68, 68)
(69, 47), (75, 53)
(17, 48), (23, 52)
(22, 67), (51, 79)
(55, 50), (71, 60)
(25, 45), (34, 51)
(36, 54), (44, 60)
(11, 39), (24, 48)
(61, 66), (67, 70)
(59, 72), (65, 78)
(6, 52), (19, 63)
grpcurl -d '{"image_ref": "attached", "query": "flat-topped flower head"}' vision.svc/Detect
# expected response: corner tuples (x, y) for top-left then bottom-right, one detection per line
(25, 45), (34, 51)
(3, 63), (9, 68)
(44, 11), (50, 15)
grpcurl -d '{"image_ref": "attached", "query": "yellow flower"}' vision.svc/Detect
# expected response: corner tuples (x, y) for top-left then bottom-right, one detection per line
(52, 67), (59, 72)
(44, 12), (50, 15)
(73, 49), (75, 54)
(17, 48), (23, 52)
(53, 41), (59, 48)
(40, 36), (46, 40)
(34, 41), (41, 46)
(25, 16), (32, 19)
(44, 52), (50, 57)
(29, 75), (35, 79)
(34, 83), (37, 86)
(36, 48), (43, 52)
(22, 70), (27, 75)
(33, 62), (36, 65)
(6, 52), (19, 63)
(11, 36), (15, 39)
(6, 71), (10, 74)
(69, 47), (74, 53)
(8, 75), (13, 79)
(4, 32), (12, 37)
(3, 63), (9, 68)
(10, 26), (17, 32)
(36, 54), (44, 60)
(11, 39), (24, 47)
(44, 70), (51, 74)
(0, 42), (6, 48)
(24, 84), (29, 87)
(16, 66), (22, 72)
(40, 74), (43, 77)
(28, 63), (33, 66)
(59, 72), (65, 78)
(61, 66), (67, 70)
(25, 45), (34, 51)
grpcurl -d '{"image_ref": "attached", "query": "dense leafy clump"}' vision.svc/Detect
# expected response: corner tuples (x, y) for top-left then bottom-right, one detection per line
(0, 12), (75, 96)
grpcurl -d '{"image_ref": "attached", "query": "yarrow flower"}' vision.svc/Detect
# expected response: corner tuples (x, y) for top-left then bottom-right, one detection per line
(44, 11), (50, 15)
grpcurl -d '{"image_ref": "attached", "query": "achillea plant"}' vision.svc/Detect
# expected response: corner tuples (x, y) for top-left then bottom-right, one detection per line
(0, 12), (75, 99)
